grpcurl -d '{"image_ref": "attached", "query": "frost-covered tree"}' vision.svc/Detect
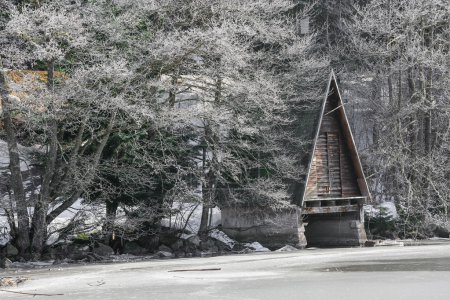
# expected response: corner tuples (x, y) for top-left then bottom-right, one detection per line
(0, 0), (152, 257)
(1, 0), (327, 257)
(138, 0), (324, 235)
(344, 0), (450, 237)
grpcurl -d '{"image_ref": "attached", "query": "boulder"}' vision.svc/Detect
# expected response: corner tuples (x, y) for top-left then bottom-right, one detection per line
(66, 244), (90, 260)
(208, 229), (236, 251)
(155, 251), (174, 258)
(4, 244), (19, 257)
(186, 235), (201, 247)
(231, 243), (246, 252)
(174, 250), (186, 258)
(275, 245), (298, 252)
(364, 240), (378, 247)
(137, 235), (160, 252)
(123, 242), (147, 255)
(0, 257), (13, 269)
(86, 253), (103, 262)
(433, 225), (450, 238)
(170, 239), (183, 251)
(200, 239), (216, 251)
(159, 230), (179, 246)
(93, 243), (114, 257)
(158, 244), (173, 253)
(243, 242), (270, 252)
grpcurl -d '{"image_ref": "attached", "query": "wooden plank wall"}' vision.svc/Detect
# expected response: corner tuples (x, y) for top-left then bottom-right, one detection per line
(305, 96), (361, 200)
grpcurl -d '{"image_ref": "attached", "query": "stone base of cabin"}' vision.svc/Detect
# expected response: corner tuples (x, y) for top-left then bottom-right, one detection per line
(221, 206), (304, 250)
(304, 212), (367, 247)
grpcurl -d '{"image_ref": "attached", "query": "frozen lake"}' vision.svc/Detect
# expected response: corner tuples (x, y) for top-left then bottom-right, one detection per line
(2, 244), (450, 299)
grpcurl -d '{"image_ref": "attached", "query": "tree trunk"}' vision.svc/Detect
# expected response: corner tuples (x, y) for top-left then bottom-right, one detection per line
(46, 112), (117, 225)
(31, 60), (58, 257)
(168, 70), (178, 108)
(0, 67), (30, 256)
(198, 145), (210, 237)
(407, 66), (417, 152)
(103, 200), (119, 245)
(199, 77), (222, 238)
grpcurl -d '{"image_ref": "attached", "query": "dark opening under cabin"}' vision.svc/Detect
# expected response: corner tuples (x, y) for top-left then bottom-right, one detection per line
(221, 71), (369, 248)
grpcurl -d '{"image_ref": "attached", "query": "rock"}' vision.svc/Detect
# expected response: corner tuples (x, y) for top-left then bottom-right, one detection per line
(93, 243), (114, 256)
(364, 240), (378, 247)
(5, 244), (19, 257)
(243, 242), (270, 252)
(231, 243), (246, 252)
(186, 235), (201, 247)
(433, 225), (450, 238)
(158, 244), (173, 253)
(123, 242), (147, 255)
(159, 230), (179, 247)
(66, 244), (89, 260)
(155, 251), (174, 258)
(0, 257), (13, 269)
(200, 239), (216, 251)
(86, 254), (100, 262)
(275, 245), (298, 252)
(137, 235), (160, 252)
(174, 250), (186, 258)
(171, 239), (183, 251)
(208, 229), (236, 250)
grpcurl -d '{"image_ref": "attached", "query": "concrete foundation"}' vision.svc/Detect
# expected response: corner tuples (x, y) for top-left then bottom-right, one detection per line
(304, 212), (367, 247)
(221, 206), (303, 250)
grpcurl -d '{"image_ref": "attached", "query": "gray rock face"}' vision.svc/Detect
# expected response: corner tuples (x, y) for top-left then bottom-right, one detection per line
(93, 243), (114, 257)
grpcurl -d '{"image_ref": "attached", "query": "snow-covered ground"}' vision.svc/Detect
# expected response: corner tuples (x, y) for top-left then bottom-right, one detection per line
(2, 244), (450, 299)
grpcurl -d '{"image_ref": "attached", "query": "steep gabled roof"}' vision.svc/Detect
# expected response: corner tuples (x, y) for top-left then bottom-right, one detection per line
(300, 70), (370, 203)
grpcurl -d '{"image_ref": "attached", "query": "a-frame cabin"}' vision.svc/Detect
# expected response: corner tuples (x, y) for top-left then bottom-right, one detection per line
(221, 71), (369, 248)
(301, 71), (369, 246)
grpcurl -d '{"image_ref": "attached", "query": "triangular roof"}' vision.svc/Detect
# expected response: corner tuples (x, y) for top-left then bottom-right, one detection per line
(300, 70), (370, 203)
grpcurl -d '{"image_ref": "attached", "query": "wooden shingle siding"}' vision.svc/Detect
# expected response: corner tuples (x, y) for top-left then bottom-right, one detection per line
(304, 85), (361, 202)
